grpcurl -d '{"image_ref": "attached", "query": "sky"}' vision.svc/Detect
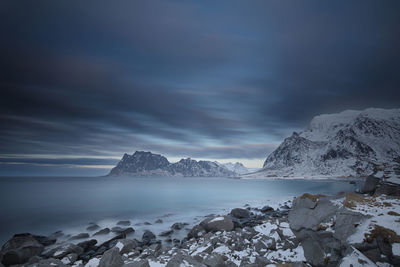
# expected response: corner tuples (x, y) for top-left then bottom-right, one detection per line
(1, 0), (400, 176)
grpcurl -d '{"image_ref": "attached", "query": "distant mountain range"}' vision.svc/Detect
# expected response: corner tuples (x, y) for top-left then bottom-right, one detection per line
(246, 108), (400, 178)
(108, 151), (256, 177)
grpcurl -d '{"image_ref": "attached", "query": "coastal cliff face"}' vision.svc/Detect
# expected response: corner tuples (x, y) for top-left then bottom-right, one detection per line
(258, 108), (400, 178)
(108, 151), (236, 177)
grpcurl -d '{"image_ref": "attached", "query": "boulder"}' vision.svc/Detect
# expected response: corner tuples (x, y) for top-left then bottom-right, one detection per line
(123, 260), (150, 267)
(77, 239), (97, 252)
(87, 224), (100, 231)
(159, 230), (173, 237)
(360, 175), (379, 194)
(203, 253), (225, 267)
(0, 233), (44, 265)
(69, 233), (90, 240)
(141, 231), (156, 246)
(112, 227), (135, 235)
(230, 208), (250, 219)
(117, 220), (131, 226)
(188, 225), (206, 239)
(155, 219), (163, 224)
(171, 223), (185, 230)
(44, 243), (84, 259)
(93, 228), (110, 236)
(60, 253), (78, 265)
(27, 258), (69, 267)
(333, 210), (368, 242)
(260, 205), (274, 213)
(200, 216), (234, 232)
(99, 247), (124, 267)
(114, 239), (139, 254)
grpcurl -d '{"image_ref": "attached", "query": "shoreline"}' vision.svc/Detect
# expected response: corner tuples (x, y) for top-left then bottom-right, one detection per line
(1, 178), (399, 266)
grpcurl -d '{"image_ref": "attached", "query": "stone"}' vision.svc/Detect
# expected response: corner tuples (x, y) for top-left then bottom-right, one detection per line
(123, 260), (150, 267)
(200, 216), (234, 232)
(142, 231), (156, 246)
(77, 239), (97, 252)
(69, 233), (90, 240)
(117, 220), (131, 226)
(360, 175), (379, 194)
(44, 243), (84, 259)
(87, 224), (100, 231)
(61, 253), (78, 265)
(260, 205), (274, 213)
(230, 208), (250, 219)
(93, 228), (110, 236)
(203, 253), (225, 267)
(159, 230), (173, 237)
(0, 233), (44, 265)
(155, 219), (163, 224)
(333, 210), (368, 241)
(171, 223), (184, 230)
(28, 258), (69, 267)
(188, 225), (206, 239)
(114, 239), (139, 255)
(99, 247), (124, 267)
(32, 235), (57, 246)
(112, 227), (135, 235)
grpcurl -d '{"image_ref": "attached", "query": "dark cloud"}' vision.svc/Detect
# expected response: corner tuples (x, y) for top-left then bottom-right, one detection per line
(1, 0), (399, 175)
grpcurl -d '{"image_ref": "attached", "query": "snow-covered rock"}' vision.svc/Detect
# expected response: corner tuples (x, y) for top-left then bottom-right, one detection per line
(253, 108), (400, 178)
(108, 151), (236, 177)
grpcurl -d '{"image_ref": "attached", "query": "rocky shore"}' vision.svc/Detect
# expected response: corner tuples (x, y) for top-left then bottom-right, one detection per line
(1, 177), (399, 267)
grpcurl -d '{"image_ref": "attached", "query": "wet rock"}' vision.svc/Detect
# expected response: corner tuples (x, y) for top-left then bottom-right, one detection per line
(0, 233), (44, 265)
(155, 219), (163, 224)
(44, 243), (84, 259)
(117, 220), (131, 226)
(260, 205), (274, 213)
(111, 227), (135, 235)
(93, 228), (110, 236)
(230, 208), (250, 219)
(69, 233), (90, 240)
(200, 216), (234, 232)
(142, 231), (156, 246)
(77, 239), (97, 252)
(114, 239), (139, 255)
(87, 224), (100, 231)
(188, 225), (206, 239)
(144, 222), (152, 225)
(203, 253), (225, 266)
(97, 234), (125, 249)
(159, 230), (173, 237)
(32, 235), (57, 246)
(171, 223), (185, 230)
(61, 253), (78, 265)
(99, 247), (123, 267)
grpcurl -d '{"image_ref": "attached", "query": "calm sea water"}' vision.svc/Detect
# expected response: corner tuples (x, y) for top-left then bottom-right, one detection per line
(0, 176), (358, 244)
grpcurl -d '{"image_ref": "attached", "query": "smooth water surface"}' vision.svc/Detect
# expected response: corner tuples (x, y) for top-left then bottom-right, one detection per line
(0, 176), (357, 244)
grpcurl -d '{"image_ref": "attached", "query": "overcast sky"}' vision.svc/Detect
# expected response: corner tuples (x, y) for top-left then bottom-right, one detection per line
(1, 0), (400, 176)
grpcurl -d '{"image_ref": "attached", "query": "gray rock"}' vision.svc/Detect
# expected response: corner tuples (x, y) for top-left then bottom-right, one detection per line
(87, 224), (100, 231)
(155, 219), (163, 224)
(93, 228), (111, 236)
(260, 205), (274, 212)
(69, 233), (90, 240)
(166, 251), (205, 267)
(288, 196), (338, 231)
(159, 230), (173, 237)
(27, 258), (69, 267)
(114, 239), (139, 255)
(112, 227), (135, 235)
(360, 175), (379, 194)
(44, 243), (84, 259)
(200, 216), (234, 232)
(0, 233), (44, 265)
(77, 239), (97, 252)
(61, 253), (78, 265)
(99, 247), (124, 267)
(142, 231), (156, 245)
(203, 253), (225, 267)
(171, 223), (185, 230)
(117, 220), (131, 226)
(333, 210), (368, 242)
(293, 196), (317, 209)
(375, 182), (400, 196)
(230, 208), (250, 219)
(188, 225), (206, 239)
(123, 260), (150, 267)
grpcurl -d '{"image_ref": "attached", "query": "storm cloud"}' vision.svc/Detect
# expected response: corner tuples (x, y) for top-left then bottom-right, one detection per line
(1, 0), (399, 175)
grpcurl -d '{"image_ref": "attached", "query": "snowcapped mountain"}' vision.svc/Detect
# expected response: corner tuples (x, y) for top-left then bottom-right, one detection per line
(247, 108), (400, 178)
(216, 162), (258, 175)
(108, 151), (236, 177)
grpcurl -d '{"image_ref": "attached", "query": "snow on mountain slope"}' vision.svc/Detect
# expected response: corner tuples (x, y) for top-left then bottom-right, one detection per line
(108, 151), (236, 177)
(247, 108), (400, 178)
(216, 162), (257, 175)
